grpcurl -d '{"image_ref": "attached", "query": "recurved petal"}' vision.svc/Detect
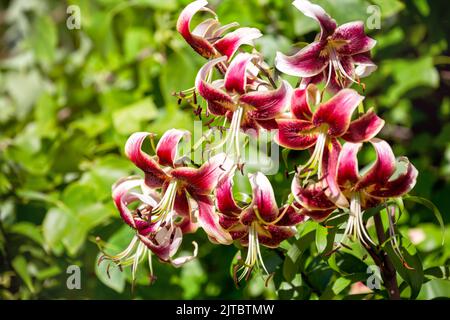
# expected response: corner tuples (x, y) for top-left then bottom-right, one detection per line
(170, 241), (199, 267)
(342, 109), (384, 143)
(124, 132), (168, 188)
(171, 153), (232, 196)
(219, 214), (240, 230)
(195, 194), (233, 244)
(258, 225), (296, 248)
(332, 21), (376, 56)
(368, 157), (418, 198)
(241, 80), (292, 120)
(138, 228), (176, 261)
(292, 0), (337, 40)
(303, 208), (334, 222)
(352, 53), (377, 78)
(275, 204), (308, 226)
(156, 129), (190, 167)
(195, 56), (234, 116)
(224, 52), (253, 94)
(356, 138), (396, 190)
(275, 41), (328, 77)
(291, 85), (319, 120)
(112, 177), (143, 228)
(275, 119), (318, 150)
(321, 138), (348, 208)
(176, 0), (216, 58)
(312, 89), (364, 137)
(213, 27), (262, 60)
(248, 172), (279, 223)
(292, 177), (336, 212)
(337, 142), (362, 187)
(216, 171), (242, 216)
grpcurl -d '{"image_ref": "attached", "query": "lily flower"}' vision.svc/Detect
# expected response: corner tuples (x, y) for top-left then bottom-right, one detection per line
(125, 129), (233, 245)
(215, 170), (306, 282)
(276, 85), (384, 205)
(177, 0), (262, 61)
(196, 52), (292, 159)
(99, 177), (198, 284)
(275, 0), (377, 91)
(334, 138), (418, 247)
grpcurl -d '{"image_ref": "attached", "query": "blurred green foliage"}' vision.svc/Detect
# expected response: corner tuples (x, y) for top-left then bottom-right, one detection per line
(0, 0), (449, 299)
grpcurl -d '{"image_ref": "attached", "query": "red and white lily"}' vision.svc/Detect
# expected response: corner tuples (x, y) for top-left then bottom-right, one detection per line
(99, 177), (198, 283)
(215, 170), (306, 282)
(177, 0), (262, 61)
(277, 85), (384, 206)
(125, 129), (233, 245)
(293, 138), (418, 248)
(196, 52), (292, 160)
(335, 138), (418, 246)
(275, 0), (377, 91)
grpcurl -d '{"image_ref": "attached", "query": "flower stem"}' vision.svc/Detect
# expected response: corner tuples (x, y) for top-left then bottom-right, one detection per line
(365, 212), (401, 300)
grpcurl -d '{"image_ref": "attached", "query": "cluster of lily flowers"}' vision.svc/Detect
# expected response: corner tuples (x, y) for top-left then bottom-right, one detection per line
(98, 0), (418, 286)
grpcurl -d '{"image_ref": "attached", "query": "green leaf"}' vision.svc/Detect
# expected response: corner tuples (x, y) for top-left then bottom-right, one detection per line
(42, 208), (72, 250)
(12, 256), (35, 293)
(29, 14), (57, 66)
(385, 235), (424, 299)
(112, 97), (158, 135)
(283, 230), (315, 282)
(315, 224), (328, 254)
(404, 195), (445, 245)
(418, 279), (450, 299)
(10, 222), (44, 246)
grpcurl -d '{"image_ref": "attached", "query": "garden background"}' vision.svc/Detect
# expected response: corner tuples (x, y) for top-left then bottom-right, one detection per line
(0, 0), (449, 299)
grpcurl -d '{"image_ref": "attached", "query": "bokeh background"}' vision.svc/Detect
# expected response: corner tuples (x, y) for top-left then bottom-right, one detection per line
(0, 0), (449, 299)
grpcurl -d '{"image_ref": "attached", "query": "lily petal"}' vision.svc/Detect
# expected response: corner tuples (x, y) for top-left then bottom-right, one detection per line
(368, 157), (418, 198)
(248, 172), (279, 223)
(275, 41), (328, 77)
(216, 172), (242, 216)
(275, 119), (318, 150)
(291, 86), (319, 120)
(322, 138), (348, 208)
(356, 138), (396, 190)
(224, 52), (253, 94)
(312, 89), (364, 137)
(292, 178), (336, 212)
(171, 153), (233, 196)
(170, 241), (199, 267)
(337, 142), (362, 187)
(293, 0), (337, 40)
(156, 129), (190, 167)
(195, 56), (235, 116)
(259, 225), (296, 248)
(241, 80), (292, 120)
(214, 27), (262, 60)
(138, 227), (179, 261)
(112, 177), (143, 228)
(332, 21), (376, 56)
(195, 194), (233, 244)
(176, 0), (216, 58)
(124, 132), (168, 188)
(276, 205), (308, 226)
(342, 109), (384, 143)
(352, 52), (377, 78)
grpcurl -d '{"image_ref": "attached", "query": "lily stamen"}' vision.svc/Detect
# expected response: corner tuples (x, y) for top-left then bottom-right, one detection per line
(237, 222), (269, 282)
(150, 181), (179, 228)
(338, 192), (376, 248)
(298, 130), (328, 184)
